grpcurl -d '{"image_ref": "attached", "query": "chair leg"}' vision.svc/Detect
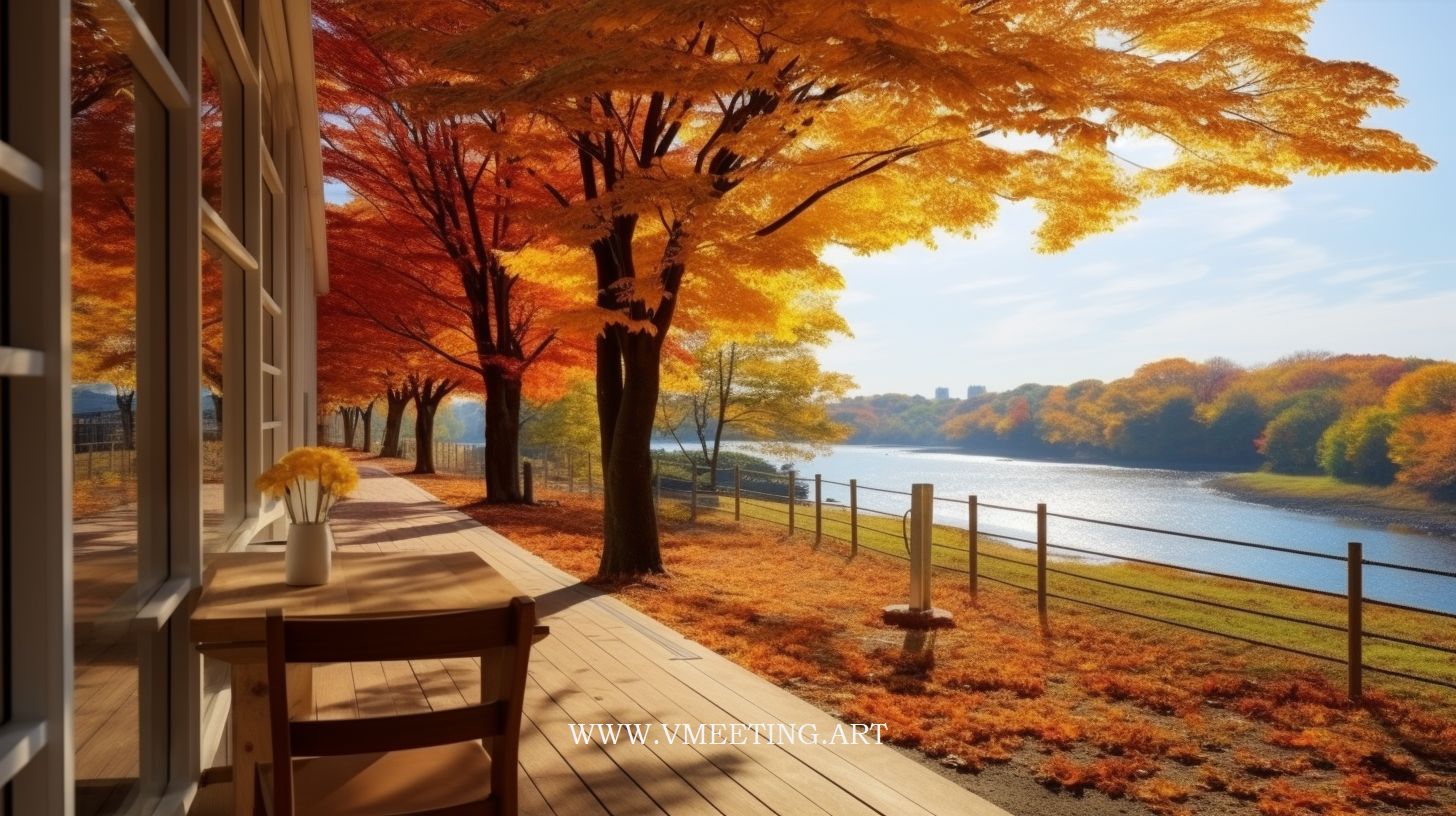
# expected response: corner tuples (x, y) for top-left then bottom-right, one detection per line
(253, 768), (268, 816)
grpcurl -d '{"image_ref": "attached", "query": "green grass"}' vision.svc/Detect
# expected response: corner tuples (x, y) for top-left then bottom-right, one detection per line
(678, 491), (1456, 701)
(1213, 471), (1450, 514)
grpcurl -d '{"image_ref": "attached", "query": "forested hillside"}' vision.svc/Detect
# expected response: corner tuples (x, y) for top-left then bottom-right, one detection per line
(832, 355), (1456, 498)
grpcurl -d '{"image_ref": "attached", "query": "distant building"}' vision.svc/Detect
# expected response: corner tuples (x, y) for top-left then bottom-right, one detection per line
(966, 385), (987, 398)
(934, 387), (951, 400)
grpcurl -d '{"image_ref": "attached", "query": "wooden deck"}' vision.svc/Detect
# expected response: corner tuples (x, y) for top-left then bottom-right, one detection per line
(191, 466), (1006, 816)
(72, 484), (225, 816)
(72, 504), (140, 816)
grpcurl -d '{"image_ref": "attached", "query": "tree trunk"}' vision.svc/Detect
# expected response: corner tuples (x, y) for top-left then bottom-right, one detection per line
(413, 402), (437, 474)
(483, 369), (523, 503)
(115, 388), (136, 451)
(340, 407), (358, 449)
(360, 401), (375, 454)
(597, 329), (664, 575)
(380, 389), (409, 458)
(411, 380), (454, 474)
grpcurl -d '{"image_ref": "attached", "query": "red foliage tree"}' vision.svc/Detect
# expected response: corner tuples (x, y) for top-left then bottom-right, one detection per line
(314, 2), (581, 501)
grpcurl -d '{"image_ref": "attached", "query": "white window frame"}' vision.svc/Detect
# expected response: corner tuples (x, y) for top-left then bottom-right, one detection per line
(2, 2), (71, 814)
(1, 0), (324, 810)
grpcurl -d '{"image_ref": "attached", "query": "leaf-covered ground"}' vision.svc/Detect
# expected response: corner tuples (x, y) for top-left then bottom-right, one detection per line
(388, 459), (1456, 816)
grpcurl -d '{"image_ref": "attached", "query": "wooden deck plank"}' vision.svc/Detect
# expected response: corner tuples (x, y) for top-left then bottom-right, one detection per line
(541, 618), (838, 816)
(520, 674), (671, 816)
(526, 658), (727, 816)
(349, 661), (396, 718)
(381, 660), (433, 714)
(312, 661), (358, 721)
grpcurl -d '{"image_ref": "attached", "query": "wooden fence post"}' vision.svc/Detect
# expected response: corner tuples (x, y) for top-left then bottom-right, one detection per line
(1348, 541), (1363, 701)
(788, 470), (797, 533)
(814, 475), (823, 547)
(733, 466), (741, 521)
(968, 495), (979, 603)
(567, 448), (575, 493)
(849, 479), (859, 558)
(522, 461), (534, 504)
(1037, 503), (1049, 636)
(910, 484), (934, 612)
(690, 466), (699, 522)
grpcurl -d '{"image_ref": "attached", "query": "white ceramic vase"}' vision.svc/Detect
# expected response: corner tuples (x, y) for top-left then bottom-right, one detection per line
(284, 522), (333, 586)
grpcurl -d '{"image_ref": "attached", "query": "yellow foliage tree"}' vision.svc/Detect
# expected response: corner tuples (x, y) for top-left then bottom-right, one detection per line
(1385, 364), (1456, 497)
(657, 300), (854, 481)
(380, 0), (1429, 574)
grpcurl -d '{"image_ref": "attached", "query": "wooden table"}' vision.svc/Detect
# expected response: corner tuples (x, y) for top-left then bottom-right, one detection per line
(190, 551), (530, 816)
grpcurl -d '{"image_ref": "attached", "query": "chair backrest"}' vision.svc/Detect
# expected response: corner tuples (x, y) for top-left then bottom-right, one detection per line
(263, 597), (536, 816)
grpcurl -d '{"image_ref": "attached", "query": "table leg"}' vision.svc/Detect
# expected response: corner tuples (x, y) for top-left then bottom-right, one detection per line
(231, 663), (313, 816)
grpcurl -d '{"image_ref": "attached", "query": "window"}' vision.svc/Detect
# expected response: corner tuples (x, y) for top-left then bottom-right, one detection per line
(2, 0), (324, 808)
(200, 58), (224, 218)
(69, 9), (145, 809)
(202, 249), (226, 552)
(1, 2), (69, 814)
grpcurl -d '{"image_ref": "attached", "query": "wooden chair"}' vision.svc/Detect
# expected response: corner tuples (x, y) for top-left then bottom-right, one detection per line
(255, 597), (536, 816)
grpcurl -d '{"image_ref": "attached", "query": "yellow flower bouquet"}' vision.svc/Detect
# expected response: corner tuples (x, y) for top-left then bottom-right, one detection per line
(256, 446), (359, 525)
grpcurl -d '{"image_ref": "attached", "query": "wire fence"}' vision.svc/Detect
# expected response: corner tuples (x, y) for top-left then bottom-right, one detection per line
(538, 449), (1456, 700)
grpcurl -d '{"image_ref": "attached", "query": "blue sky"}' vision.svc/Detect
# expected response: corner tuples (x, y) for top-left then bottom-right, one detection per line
(821, 0), (1456, 396)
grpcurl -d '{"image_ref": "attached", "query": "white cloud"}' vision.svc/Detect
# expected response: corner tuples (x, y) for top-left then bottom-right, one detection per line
(1241, 236), (1331, 281)
(942, 274), (1022, 294)
(1091, 263), (1208, 296)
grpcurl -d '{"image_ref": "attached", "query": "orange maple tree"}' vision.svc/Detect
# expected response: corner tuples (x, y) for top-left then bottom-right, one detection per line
(71, 5), (138, 448)
(373, 0), (1430, 576)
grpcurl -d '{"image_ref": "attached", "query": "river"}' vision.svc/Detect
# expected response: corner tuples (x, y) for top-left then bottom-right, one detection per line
(710, 443), (1456, 614)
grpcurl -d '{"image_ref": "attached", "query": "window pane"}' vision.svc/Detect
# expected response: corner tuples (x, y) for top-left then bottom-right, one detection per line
(200, 247), (231, 759)
(70, 8), (141, 810)
(201, 56), (224, 216)
(202, 249), (226, 552)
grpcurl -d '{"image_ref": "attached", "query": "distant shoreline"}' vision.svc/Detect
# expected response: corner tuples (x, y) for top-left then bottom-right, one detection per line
(901, 444), (1240, 473)
(1208, 472), (1456, 539)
